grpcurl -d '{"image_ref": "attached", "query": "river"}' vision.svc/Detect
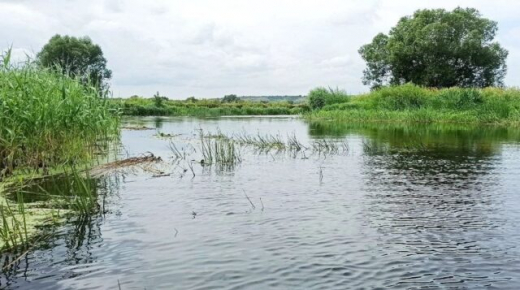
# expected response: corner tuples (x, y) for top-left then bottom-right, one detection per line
(2, 116), (520, 289)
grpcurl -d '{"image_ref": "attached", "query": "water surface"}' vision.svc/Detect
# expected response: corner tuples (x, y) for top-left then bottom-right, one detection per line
(2, 116), (520, 289)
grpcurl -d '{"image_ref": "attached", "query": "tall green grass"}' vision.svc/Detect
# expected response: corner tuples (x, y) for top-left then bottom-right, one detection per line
(0, 49), (119, 179)
(307, 84), (520, 126)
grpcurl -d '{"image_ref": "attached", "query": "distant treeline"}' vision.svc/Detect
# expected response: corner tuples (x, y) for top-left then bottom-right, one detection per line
(238, 95), (306, 103)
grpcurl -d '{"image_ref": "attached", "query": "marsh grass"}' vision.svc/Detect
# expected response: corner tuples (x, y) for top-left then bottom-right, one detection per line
(167, 130), (349, 169)
(0, 49), (119, 180)
(200, 133), (241, 167)
(311, 139), (348, 155)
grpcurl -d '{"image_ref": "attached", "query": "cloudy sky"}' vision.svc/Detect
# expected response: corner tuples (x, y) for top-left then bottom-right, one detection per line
(2, 0), (520, 98)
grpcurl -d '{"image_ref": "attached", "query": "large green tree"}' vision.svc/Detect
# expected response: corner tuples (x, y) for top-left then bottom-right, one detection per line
(359, 8), (508, 89)
(37, 35), (112, 89)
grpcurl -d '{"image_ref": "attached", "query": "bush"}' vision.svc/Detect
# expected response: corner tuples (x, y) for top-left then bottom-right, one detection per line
(308, 87), (350, 110)
(308, 88), (327, 109)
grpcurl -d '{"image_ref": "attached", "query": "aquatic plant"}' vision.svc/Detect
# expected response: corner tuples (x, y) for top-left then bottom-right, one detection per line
(311, 139), (348, 155)
(200, 133), (241, 167)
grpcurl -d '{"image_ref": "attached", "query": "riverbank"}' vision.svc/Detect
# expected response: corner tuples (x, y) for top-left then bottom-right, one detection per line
(111, 96), (309, 116)
(306, 84), (520, 126)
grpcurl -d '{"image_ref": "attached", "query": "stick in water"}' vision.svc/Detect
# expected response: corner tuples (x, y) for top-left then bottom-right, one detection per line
(244, 191), (256, 209)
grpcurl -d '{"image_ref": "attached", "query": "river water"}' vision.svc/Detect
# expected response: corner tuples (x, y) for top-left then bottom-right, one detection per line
(2, 116), (520, 289)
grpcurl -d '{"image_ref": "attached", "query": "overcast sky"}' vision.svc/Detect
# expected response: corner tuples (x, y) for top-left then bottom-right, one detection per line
(2, 0), (520, 98)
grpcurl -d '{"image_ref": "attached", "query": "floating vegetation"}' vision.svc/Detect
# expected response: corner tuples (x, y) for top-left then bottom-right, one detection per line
(121, 126), (154, 131)
(155, 132), (182, 138)
(90, 153), (162, 177)
(202, 128), (229, 140)
(0, 167), (105, 250)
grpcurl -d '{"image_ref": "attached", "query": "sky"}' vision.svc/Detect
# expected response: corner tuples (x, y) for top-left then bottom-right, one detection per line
(1, 0), (520, 99)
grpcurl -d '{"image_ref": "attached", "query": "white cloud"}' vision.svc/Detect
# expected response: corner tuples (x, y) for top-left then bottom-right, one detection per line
(1, 0), (519, 98)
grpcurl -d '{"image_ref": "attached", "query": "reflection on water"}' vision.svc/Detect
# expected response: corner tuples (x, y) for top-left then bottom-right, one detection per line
(2, 117), (520, 289)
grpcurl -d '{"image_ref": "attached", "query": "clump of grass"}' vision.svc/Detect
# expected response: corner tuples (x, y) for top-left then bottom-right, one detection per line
(234, 132), (285, 151)
(287, 134), (306, 152)
(0, 49), (119, 180)
(200, 133), (241, 167)
(311, 139), (348, 155)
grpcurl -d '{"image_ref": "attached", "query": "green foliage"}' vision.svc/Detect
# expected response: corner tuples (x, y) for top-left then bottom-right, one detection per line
(308, 88), (327, 109)
(308, 87), (350, 110)
(239, 95), (306, 103)
(112, 96), (309, 117)
(222, 94), (239, 103)
(37, 34), (112, 89)
(307, 84), (520, 126)
(359, 8), (508, 89)
(153, 91), (167, 108)
(0, 49), (118, 179)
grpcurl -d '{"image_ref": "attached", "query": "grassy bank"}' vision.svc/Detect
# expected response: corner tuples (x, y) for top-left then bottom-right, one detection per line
(307, 85), (520, 126)
(112, 96), (309, 116)
(0, 50), (118, 251)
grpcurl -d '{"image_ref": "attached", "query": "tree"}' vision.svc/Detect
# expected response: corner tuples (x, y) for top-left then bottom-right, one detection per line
(359, 8), (508, 89)
(222, 94), (239, 103)
(308, 88), (328, 110)
(153, 91), (167, 107)
(37, 34), (112, 89)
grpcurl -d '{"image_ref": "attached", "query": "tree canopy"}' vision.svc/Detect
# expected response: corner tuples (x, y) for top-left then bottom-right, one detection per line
(359, 7), (508, 89)
(222, 94), (239, 103)
(37, 34), (112, 89)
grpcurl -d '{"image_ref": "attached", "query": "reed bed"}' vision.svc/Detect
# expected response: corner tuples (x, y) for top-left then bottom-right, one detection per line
(0, 49), (119, 180)
(200, 133), (241, 167)
(167, 130), (349, 168)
